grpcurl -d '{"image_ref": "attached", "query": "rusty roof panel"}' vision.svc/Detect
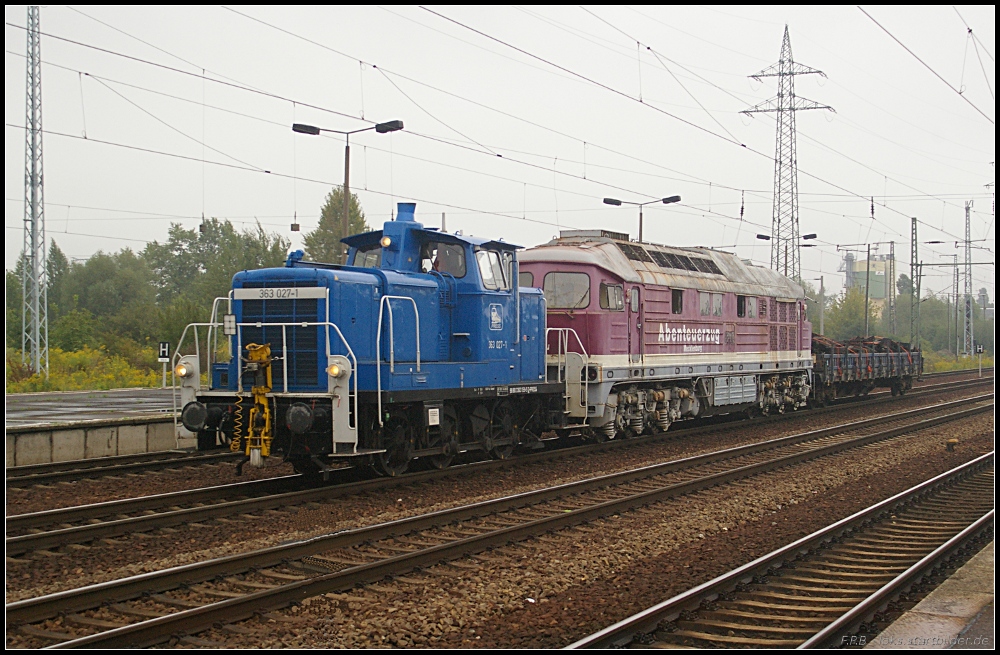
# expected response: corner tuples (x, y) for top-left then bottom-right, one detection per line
(521, 236), (804, 300)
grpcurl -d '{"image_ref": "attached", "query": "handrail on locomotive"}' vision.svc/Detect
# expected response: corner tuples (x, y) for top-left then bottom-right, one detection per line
(375, 295), (421, 427)
(546, 327), (589, 418)
(171, 286), (360, 438)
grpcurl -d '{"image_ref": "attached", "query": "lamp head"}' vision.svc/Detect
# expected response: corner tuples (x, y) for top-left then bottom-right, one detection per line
(375, 120), (404, 133)
(292, 123), (321, 135)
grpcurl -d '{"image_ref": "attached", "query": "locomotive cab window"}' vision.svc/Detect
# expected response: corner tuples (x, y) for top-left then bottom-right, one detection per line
(519, 271), (535, 287)
(671, 289), (684, 314)
(712, 293), (723, 317)
(476, 250), (510, 290)
(737, 295), (746, 318)
(421, 242), (467, 278)
(353, 244), (382, 268)
(599, 283), (624, 310)
(543, 272), (590, 309)
(700, 292), (710, 316)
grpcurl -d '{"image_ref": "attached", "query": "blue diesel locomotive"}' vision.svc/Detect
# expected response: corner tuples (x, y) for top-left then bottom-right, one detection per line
(175, 203), (571, 476)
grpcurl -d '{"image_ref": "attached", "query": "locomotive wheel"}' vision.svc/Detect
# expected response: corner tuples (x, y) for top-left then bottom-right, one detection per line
(428, 406), (459, 470)
(291, 458), (321, 476)
(488, 401), (516, 460)
(375, 417), (412, 477)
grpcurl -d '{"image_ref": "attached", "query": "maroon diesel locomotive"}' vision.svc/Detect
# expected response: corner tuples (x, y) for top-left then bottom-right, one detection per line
(520, 229), (813, 439)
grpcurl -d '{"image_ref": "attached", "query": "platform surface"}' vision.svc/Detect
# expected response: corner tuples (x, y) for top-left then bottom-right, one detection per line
(5, 388), (175, 428)
(865, 541), (993, 649)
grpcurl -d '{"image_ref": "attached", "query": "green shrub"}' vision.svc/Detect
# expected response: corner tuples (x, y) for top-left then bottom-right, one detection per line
(6, 347), (159, 393)
(922, 349), (994, 373)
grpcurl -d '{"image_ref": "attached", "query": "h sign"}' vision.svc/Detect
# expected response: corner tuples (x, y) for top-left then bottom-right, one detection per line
(158, 342), (170, 363)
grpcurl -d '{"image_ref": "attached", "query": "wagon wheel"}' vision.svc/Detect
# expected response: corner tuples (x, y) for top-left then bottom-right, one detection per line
(488, 400), (517, 460)
(581, 426), (607, 444)
(375, 416), (412, 477)
(428, 406), (459, 470)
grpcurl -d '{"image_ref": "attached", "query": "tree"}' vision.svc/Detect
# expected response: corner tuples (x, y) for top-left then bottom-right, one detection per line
(823, 287), (879, 342)
(42, 239), (71, 325)
(302, 186), (369, 263)
(143, 218), (290, 308)
(5, 263), (23, 348)
(50, 309), (98, 351)
(896, 273), (913, 297)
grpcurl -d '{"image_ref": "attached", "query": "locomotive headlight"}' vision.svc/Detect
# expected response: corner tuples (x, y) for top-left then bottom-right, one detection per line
(326, 363), (343, 378)
(380, 236), (392, 247)
(174, 362), (194, 378)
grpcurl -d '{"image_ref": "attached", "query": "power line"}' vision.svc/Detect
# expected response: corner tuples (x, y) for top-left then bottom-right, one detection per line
(219, 7), (730, 191)
(4, 122), (592, 232)
(418, 5), (748, 147)
(858, 6), (994, 124)
(7, 12), (986, 253)
(12, 12), (981, 238)
(413, 6), (985, 241)
(3, 20), (370, 125)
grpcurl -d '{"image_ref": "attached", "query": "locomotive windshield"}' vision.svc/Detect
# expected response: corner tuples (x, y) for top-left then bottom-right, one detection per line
(543, 271), (590, 308)
(477, 250), (511, 290)
(421, 242), (467, 277)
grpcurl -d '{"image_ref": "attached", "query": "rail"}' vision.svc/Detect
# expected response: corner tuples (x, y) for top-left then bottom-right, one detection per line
(375, 295), (422, 426)
(566, 451), (994, 649)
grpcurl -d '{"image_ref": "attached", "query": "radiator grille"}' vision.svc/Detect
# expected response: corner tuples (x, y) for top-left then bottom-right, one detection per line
(239, 281), (321, 389)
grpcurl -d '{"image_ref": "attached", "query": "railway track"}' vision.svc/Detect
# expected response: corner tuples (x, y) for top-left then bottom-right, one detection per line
(5, 373), (990, 493)
(6, 394), (991, 648)
(568, 453), (994, 649)
(5, 450), (245, 487)
(6, 385), (992, 556)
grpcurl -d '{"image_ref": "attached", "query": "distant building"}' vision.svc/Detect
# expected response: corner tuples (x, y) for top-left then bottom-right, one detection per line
(840, 252), (895, 303)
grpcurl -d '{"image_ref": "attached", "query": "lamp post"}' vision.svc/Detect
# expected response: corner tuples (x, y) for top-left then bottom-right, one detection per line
(292, 119), (404, 263)
(755, 233), (818, 279)
(603, 195), (681, 244)
(756, 233), (817, 283)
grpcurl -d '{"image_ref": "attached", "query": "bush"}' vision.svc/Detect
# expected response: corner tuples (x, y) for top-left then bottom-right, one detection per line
(5, 347), (159, 393)
(922, 349), (994, 373)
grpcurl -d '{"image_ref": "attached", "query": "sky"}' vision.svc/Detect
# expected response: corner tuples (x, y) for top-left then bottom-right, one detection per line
(4, 5), (995, 304)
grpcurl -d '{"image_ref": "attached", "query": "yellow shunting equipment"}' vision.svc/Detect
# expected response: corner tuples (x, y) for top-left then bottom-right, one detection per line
(244, 343), (274, 467)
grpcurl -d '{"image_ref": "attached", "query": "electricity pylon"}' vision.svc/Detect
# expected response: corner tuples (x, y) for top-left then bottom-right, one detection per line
(743, 25), (832, 281)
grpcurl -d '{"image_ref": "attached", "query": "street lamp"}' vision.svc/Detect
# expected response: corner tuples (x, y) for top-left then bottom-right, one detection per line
(292, 119), (404, 263)
(603, 195), (681, 243)
(756, 233), (817, 246)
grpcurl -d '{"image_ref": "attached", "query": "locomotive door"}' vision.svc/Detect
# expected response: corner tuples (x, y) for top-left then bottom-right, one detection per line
(627, 286), (642, 364)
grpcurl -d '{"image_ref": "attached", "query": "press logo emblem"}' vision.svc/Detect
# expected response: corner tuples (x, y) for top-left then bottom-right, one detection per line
(489, 304), (503, 330)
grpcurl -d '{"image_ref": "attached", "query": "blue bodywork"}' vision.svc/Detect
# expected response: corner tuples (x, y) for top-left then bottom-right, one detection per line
(215, 203), (546, 397)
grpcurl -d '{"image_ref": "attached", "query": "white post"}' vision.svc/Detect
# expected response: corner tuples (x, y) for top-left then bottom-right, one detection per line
(162, 362), (167, 389)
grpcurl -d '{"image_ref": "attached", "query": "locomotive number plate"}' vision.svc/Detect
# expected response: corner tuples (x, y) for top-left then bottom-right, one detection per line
(234, 287), (327, 300)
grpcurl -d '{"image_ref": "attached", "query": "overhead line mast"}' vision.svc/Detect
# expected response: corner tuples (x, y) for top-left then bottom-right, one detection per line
(22, 5), (48, 377)
(743, 25), (832, 282)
